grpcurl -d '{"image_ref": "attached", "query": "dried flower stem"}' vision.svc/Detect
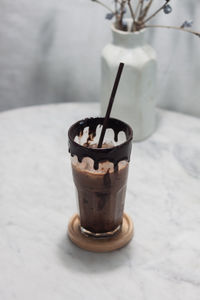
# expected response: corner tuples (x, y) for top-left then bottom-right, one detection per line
(138, 0), (144, 20)
(135, 0), (142, 20)
(118, 0), (127, 28)
(141, 0), (154, 20)
(127, 0), (136, 31)
(128, 0), (135, 21)
(114, 0), (120, 24)
(144, 24), (200, 38)
(143, 0), (170, 24)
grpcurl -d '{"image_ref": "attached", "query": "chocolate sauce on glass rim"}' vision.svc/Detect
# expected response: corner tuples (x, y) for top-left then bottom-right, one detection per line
(68, 117), (133, 170)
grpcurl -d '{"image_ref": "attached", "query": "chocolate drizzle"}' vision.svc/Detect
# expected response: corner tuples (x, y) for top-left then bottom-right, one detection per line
(68, 117), (133, 170)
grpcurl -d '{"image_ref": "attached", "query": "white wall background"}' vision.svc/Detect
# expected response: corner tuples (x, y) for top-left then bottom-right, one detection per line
(0, 0), (199, 117)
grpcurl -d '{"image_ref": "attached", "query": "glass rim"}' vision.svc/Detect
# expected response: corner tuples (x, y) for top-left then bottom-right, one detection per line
(68, 117), (133, 170)
(68, 116), (133, 151)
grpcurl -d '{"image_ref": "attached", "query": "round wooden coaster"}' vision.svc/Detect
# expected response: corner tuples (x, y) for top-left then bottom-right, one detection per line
(67, 213), (134, 252)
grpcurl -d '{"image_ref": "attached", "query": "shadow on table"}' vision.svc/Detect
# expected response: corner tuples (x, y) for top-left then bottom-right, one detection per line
(155, 110), (163, 132)
(57, 235), (135, 273)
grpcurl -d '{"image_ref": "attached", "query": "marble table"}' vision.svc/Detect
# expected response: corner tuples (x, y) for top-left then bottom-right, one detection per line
(0, 103), (200, 300)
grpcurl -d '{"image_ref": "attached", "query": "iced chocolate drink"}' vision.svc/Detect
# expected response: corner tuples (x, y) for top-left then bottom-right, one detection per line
(72, 153), (129, 236)
(68, 117), (133, 238)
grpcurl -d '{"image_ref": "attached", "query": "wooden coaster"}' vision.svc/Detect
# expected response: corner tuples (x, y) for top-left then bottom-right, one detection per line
(67, 213), (134, 252)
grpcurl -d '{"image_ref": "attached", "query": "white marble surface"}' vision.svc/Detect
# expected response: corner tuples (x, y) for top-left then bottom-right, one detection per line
(0, 103), (200, 300)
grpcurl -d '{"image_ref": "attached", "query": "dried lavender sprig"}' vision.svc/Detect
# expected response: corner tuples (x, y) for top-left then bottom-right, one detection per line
(144, 24), (200, 38)
(105, 13), (115, 20)
(163, 4), (172, 14)
(181, 20), (193, 28)
(143, 0), (170, 24)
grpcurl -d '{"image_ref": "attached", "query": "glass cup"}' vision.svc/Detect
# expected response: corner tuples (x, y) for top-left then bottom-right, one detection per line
(68, 117), (133, 238)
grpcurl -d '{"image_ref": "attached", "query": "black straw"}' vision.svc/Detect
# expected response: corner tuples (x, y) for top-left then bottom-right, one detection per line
(97, 62), (125, 148)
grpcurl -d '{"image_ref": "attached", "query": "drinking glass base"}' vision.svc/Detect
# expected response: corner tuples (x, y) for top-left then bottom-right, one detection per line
(68, 213), (134, 252)
(80, 224), (121, 238)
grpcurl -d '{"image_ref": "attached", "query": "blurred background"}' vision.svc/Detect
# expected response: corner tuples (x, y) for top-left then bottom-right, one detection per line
(0, 0), (199, 117)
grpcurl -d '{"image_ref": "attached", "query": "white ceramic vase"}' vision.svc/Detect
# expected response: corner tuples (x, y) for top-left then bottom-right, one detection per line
(100, 22), (157, 141)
